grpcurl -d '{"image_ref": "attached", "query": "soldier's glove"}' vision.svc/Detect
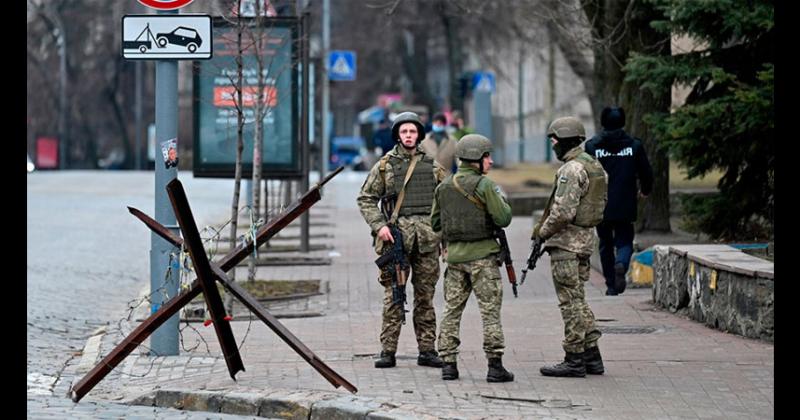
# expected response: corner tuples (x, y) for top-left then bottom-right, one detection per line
(532, 222), (542, 240)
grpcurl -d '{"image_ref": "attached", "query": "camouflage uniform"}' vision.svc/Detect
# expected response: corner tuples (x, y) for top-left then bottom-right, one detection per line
(438, 257), (505, 362)
(357, 144), (446, 354)
(432, 164), (512, 363)
(537, 145), (608, 353)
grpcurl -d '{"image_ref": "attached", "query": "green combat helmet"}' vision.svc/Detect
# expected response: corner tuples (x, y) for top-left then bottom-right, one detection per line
(456, 134), (493, 161)
(546, 116), (586, 140)
(391, 112), (426, 143)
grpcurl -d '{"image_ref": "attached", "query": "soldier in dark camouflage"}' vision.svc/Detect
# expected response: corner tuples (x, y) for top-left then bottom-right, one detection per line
(357, 112), (446, 369)
(533, 116), (609, 378)
(432, 134), (515, 383)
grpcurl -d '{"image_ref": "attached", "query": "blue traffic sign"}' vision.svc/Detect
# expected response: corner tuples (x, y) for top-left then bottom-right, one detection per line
(471, 71), (495, 93)
(329, 50), (356, 81)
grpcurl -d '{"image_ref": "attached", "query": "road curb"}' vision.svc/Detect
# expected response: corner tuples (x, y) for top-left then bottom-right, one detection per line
(75, 326), (106, 374)
(128, 388), (443, 420)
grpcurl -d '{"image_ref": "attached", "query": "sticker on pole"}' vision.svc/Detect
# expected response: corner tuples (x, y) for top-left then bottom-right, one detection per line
(137, 0), (195, 10)
(122, 15), (212, 60)
(161, 138), (179, 169)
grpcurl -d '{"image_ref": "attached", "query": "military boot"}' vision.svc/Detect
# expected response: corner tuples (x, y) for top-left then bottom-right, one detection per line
(442, 362), (459, 380)
(417, 350), (444, 368)
(614, 262), (627, 294)
(583, 346), (605, 375)
(486, 358), (515, 382)
(540, 352), (586, 377)
(374, 351), (396, 368)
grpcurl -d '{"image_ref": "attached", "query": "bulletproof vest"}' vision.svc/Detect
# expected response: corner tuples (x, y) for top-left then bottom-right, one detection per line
(438, 173), (495, 241)
(572, 152), (607, 227)
(388, 154), (437, 216)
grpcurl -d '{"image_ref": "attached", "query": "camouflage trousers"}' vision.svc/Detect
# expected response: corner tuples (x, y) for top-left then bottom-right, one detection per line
(437, 255), (505, 363)
(548, 248), (602, 353)
(378, 247), (440, 353)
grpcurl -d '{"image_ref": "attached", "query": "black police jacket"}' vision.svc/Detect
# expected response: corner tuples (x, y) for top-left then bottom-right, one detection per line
(584, 129), (654, 223)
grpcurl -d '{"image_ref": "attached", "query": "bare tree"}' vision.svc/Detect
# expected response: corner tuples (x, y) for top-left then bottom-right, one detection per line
(209, 0), (247, 313)
(246, 0), (267, 283)
(571, 0), (671, 231)
(28, 0), (71, 168)
(461, 0), (672, 231)
(28, 0), (152, 169)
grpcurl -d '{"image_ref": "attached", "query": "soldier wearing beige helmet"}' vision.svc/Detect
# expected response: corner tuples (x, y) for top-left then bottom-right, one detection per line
(533, 116), (609, 377)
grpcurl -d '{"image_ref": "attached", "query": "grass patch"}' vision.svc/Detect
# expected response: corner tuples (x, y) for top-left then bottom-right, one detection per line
(668, 164), (723, 190)
(488, 162), (723, 192)
(191, 279), (320, 302)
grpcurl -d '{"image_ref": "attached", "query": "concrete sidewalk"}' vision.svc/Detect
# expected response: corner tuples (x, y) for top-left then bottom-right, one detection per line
(79, 173), (773, 419)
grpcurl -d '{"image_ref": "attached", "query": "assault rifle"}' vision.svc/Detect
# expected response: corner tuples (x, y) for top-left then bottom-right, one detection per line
(520, 237), (545, 286)
(373, 194), (409, 324)
(494, 228), (518, 297)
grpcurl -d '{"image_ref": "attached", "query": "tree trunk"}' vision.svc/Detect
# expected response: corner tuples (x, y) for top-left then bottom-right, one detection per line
(248, 12), (266, 283)
(226, 0), (246, 314)
(105, 59), (132, 169)
(584, 0), (629, 119)
(580, 0), (671, 232)
(545, 18), (596, 123)
(55, 11), (69, 169)
(440, 2), (464, 113)
(619, 1), (671, 232)
(395, 7), (436, 114)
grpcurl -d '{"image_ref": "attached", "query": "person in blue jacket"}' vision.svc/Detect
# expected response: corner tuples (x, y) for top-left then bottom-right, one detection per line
(373, 119), (394, 157)
(584, 107), (654, 295)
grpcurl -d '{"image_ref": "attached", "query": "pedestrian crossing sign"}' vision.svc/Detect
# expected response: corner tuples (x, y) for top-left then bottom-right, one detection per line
(329, 50), (356, 81)
(471, 71), (496, 93)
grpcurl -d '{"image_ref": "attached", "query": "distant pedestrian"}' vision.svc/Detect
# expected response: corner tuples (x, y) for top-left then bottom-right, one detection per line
(584, 107), (654, 295)
(450, 110), (474, 141)
(372, 119), (394, 157)
(421, 113), (458, 175)
(420, 113), (432, 134)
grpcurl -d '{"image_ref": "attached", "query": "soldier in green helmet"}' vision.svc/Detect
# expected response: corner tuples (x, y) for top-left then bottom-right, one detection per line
(533, 116), (609, 377)
(357, 111), (447, 369)
(431, 134), (515, 382)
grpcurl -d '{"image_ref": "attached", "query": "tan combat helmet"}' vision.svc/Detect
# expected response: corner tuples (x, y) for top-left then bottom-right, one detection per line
(456, 134), (493, 161)
(547, 117), (586, 140)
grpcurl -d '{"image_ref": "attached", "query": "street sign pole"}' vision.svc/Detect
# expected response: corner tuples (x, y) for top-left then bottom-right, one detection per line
(473, 72), (496, 165)
(150, 8), (180, 357)
(135, 61), (143, 170)
(300, 12), (311, 253)
(321, 0), (330, 176)
(518, 47), (525, 164)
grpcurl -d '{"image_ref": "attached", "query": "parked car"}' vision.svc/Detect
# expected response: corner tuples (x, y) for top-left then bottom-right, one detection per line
(156, 26), (203, 53)
(330, 136), (370, 171)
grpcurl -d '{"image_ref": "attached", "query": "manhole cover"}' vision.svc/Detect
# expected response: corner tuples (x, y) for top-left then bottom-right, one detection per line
(598, 325), (660, 334)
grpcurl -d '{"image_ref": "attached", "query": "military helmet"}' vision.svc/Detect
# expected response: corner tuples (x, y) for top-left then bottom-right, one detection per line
(391, 112), (426, 143)
(456, 134), (493, 161)
(547, 117), (586, 140)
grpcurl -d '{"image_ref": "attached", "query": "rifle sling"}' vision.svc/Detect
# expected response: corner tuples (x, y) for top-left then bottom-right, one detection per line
(453, 174), (486, 211)
(389, 154), (421, 225)
(538, 184), (557, 225)
(453, 175), (507, 254)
